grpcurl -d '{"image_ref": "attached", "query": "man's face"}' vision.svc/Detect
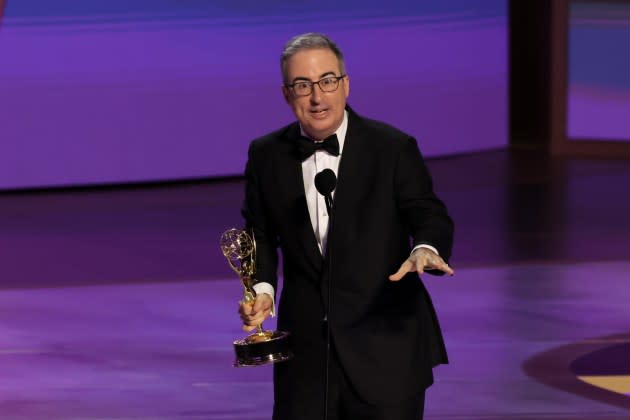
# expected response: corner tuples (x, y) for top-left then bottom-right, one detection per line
(282, 48), (350, 141)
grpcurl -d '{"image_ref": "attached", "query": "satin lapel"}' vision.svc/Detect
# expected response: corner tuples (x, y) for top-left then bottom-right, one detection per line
(327, 110), (369, 256)
(278, 124), (324, 271)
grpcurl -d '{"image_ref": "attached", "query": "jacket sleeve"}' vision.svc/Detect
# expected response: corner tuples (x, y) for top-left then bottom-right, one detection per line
(394, 137), (454, 271)
(241, 141), (279, 292)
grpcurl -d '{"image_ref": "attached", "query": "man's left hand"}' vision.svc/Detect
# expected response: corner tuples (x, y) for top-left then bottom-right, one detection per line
(389, 247), (454, 281)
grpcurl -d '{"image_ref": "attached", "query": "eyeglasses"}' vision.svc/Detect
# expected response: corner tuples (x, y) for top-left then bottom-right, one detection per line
(286, 75), (346, 97)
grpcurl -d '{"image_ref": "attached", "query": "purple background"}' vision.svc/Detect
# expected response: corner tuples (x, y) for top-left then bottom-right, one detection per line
(568, 1), (630, 141)
(0, 1), (507, 189)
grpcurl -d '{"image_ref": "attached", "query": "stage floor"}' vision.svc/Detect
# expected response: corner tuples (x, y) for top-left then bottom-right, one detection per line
(1, 149), (629, 419)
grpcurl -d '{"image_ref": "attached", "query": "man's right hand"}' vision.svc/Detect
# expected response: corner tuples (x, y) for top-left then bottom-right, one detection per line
(238, 293), (273, 332)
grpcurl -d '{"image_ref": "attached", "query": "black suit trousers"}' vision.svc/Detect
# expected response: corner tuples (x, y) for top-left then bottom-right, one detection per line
(273, 340), (425, 420)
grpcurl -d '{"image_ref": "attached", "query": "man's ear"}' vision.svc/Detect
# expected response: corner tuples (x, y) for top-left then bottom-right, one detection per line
(281, 86), (291, 104)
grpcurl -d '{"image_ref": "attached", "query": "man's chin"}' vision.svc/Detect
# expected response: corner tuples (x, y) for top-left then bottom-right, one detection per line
(305, 129), (332, 141)
(303, 122), (337, 140)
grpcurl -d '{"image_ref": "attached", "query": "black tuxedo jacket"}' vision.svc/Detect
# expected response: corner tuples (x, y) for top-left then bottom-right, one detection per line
(243, 107), (453, 405)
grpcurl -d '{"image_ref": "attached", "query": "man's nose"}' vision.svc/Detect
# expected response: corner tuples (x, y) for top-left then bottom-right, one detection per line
(309, 85), (322, 103)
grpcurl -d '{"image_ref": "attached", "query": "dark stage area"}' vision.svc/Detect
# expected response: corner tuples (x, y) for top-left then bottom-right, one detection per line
(2, 149), (629, 286)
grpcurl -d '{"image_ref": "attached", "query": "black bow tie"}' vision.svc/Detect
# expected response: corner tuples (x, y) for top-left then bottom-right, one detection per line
(296, 134), (340, 161)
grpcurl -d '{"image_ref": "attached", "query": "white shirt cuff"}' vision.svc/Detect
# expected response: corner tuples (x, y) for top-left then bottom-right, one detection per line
(411, 244), (439, 257)
(252, 282), (276, 317)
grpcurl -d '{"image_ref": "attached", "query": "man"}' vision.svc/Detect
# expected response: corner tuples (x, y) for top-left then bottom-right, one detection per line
(239, 33), (454, 420)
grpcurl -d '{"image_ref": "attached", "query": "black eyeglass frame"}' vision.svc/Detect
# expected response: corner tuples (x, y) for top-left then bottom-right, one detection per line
(285, 75), (347, 97)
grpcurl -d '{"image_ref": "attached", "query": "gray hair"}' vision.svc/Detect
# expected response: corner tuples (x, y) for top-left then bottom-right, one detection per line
(280, 33), (346, 85)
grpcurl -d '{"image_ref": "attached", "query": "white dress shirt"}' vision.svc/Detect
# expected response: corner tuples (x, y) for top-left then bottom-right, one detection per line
(301, 111), (348, 255)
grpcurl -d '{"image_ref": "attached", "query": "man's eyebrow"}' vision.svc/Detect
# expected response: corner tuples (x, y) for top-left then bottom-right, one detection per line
(318, 71), (336, 79)
(290, 77), (311, 83)
(290, 72), (337, 84)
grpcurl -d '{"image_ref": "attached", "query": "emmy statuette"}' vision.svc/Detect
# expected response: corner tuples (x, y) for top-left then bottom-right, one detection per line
(220, 228), (292, 367)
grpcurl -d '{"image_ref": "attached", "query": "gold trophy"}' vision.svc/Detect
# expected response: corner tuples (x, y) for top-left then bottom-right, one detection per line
(220, 228), (292, 367)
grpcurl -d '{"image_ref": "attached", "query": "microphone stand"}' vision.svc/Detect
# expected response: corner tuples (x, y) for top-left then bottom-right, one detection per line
(322, 192), (333, 420)
(314, 168), (337, 420)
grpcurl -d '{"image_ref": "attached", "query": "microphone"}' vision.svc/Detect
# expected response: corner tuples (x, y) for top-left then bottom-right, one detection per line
(314, 168), (337, 215)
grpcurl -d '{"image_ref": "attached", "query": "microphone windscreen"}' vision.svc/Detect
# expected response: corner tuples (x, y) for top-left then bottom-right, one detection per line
(314, 168), (337, 196)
